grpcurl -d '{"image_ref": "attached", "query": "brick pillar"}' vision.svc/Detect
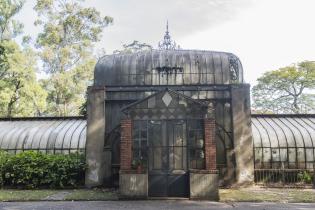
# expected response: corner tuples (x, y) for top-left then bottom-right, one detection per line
(204, 118), (216, 170)
(120, 119), (132, 170)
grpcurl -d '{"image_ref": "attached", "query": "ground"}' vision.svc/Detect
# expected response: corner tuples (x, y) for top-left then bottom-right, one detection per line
(1, 187), (315, 203)
(1, 201), (315, 210)
(1, 187), (315, 210)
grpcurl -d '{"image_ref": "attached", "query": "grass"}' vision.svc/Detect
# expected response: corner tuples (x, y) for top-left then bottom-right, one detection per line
(0, 187), (315, 202)
(0, 188), (118, 201)
(219, 187), (315, 203)
(0, 190), (56, 201)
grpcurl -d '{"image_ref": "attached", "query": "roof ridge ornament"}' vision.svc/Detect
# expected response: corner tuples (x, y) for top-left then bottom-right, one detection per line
(158, 21), (181, 50)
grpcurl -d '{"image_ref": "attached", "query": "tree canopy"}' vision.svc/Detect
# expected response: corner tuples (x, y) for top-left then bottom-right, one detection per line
(252, 61), (315, 114)
(0, 0), (47, 117)
(113, 40), (152, 54)
(0, 0), (24, 41)
(0, 0), (112, 117)
(33, 0), (112, 116)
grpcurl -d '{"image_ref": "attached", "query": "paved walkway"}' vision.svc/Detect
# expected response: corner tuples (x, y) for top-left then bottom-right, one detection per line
(0, 201), (315, 210)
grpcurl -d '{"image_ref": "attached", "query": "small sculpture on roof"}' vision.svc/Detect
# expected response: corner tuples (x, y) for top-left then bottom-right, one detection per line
(158, 21), (181, 50)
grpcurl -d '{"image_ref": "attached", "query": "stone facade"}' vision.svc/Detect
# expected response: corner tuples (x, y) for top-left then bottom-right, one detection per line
(85, 87), (107, 187)
(190, 172), (219, 200)
(231, 84), (254, 185)
(119, 173), (148, 198)
(85, 48), (255, 198)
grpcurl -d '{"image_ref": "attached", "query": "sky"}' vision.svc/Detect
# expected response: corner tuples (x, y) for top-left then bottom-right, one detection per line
(16, 0), (315, 85)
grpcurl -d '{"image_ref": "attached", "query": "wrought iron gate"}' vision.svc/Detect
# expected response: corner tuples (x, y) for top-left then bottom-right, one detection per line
(148, 120), (189, 197)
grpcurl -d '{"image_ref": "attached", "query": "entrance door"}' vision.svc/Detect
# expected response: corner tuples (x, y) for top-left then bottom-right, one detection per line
(148, 120), (189, 197)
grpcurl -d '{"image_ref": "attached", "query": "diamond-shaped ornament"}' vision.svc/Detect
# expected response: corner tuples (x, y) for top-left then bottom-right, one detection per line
(162, 92), (172, 107)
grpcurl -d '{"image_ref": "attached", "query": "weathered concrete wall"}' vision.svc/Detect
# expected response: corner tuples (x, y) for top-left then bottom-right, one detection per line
(231, 84), (254, 185)
(85, 86), (107, 187)
(119, 173), (148, 198)
(190, 172), (219, 200)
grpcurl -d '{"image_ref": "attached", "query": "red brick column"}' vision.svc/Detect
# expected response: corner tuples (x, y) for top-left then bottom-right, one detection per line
(120, 119), (132, 170)
(204, 118), (216, 170)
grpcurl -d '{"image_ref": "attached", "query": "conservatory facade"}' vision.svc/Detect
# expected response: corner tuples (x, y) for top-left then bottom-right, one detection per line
(82, 47), (254, 199)
(1, 28), (314, 200)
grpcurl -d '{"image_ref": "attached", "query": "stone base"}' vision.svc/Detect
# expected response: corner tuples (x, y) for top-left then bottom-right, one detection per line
(119, 172), (148, 199)
(189, 172), (219, 200)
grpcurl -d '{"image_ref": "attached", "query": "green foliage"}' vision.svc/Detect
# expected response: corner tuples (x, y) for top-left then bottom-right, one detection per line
(113, 40), (152, 54)
(40, 59), (95, 116)
(0, 43), (9, 79)
(252, 61), (315, 114)
(0, 151), (85, 189)
(79, 93), (87, 116)
(0, 41), (47, 117)
(34, 0), (112, 116)
(297, 171), (313, 184)
(0, 0), (25, 41)
(0, 0), (47, 117)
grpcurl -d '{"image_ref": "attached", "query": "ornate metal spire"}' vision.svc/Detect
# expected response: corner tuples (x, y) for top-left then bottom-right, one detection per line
(158, 21), (180, 50)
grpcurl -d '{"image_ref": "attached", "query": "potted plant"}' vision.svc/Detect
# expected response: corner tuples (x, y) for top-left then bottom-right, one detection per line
(132, 157), (146, 173)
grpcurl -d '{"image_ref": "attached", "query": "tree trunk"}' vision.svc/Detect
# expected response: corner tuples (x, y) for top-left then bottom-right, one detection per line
(292, 96), (300, 113)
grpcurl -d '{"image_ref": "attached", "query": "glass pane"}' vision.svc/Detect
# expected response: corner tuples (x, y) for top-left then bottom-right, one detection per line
(153, 148), (162, 169)
(141, 139), (147, 147)
(288, 148), (297, 168)
(174, 124), (184, 146)
(133, 139), (140, 148)
(141, 130), (147, 138)
(174, 147), (183, 169)
(196, 159), (205, 169)
(149, 121), (162, 146)
(272, 148), (280, 162)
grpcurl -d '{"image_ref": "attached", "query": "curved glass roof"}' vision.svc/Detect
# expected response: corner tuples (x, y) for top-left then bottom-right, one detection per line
(95, 50), (244, 86)
(252, 114), (315, 169)
(0, 117), (86, 154)
(1, 114), (314, 169)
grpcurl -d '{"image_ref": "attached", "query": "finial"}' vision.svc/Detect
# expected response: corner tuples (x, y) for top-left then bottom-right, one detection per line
(158, 21), (180, 50)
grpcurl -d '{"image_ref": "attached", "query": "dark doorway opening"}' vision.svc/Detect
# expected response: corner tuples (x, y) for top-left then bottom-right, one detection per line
(148, 120), (189, 197)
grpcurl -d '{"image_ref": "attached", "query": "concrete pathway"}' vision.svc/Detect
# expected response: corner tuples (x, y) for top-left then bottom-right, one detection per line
(0, 201), (315, 210)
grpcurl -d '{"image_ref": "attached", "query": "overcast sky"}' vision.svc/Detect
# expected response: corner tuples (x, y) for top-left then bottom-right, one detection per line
(16, 0), (315, 85)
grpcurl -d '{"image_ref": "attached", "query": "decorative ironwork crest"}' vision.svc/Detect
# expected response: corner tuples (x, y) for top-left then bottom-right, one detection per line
(228, 54), (239, 81)
(158, 21), (180, 50)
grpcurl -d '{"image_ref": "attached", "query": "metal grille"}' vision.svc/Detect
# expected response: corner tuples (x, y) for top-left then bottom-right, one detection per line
(254, 169), (314, 187)
(132, 119), (205, 170)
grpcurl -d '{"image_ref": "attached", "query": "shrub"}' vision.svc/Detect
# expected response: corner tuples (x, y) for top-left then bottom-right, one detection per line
(297, 171), (313, 184)
(0, 151), (85, 189)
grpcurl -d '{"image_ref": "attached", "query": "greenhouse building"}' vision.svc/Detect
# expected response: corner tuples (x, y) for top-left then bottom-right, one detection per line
(0, 27), (315, 200)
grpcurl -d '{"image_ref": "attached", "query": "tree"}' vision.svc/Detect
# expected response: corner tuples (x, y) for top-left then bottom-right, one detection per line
(0, 0), (25, 41)
(34, 0), (112, 116)
(0, 0), (24, 79)
(40, 60), (95, 116)
(113, 40), (152, 54)
(0, 0), (47, 117)
(0, 43), (9, 79)
(0, 41), (47, 117)
(252, 61), (315, 114)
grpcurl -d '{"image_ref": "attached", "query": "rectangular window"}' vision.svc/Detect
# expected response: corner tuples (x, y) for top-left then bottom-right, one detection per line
(132, 121), (148, 168)
(188, 120), (205, 169)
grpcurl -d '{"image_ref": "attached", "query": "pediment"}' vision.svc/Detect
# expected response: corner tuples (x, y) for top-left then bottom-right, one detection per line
(122, 89), (208, 120)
